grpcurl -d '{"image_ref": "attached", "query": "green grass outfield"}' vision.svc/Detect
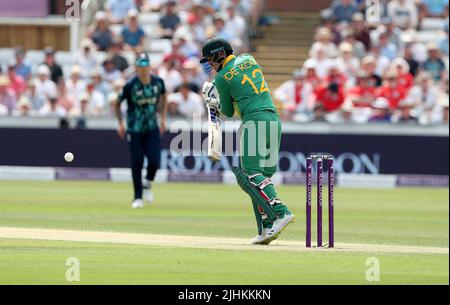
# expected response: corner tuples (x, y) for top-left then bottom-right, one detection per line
(0, 180), (448, 284)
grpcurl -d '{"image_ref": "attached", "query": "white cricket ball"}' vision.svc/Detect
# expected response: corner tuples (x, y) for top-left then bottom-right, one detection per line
(64, 152), (74, 163)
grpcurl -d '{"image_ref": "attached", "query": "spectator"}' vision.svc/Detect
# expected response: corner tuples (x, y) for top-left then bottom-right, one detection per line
(228, 0), (252, 19)
(332, 100), (364, 123)
(109, 39), (130, 72)
(66, 65), (87, 105)
(403, 42), (421, 76)
(420, 0), (449, 18)
(391, 98), (419, 123)
(38, 97), (66, 117)
(103, 58), (123, 83)
(159, 1), (181, 39)
(209, 14), (239, 49)
(361, 55), (383, 87)
(35, 65), (58, 100)
(311, 27), (338, 58)
(69, 93), (93, 117)
(106, 78), (126, 116)
(322, 61), (348, 88)
(7, 63), (26, 96)
(341, 29), (366, 59)
(376, 70), (407, 109)
(14, 47), (32, 81)
(91, 69), (112, 98)
(430, 93), (449, 123)
(73, 39), (98, 79)
(177, 59), (206, 93)
(274, 69), (315, 119)
(388, 0), (419, 30)
(406, 71), (440, 119)
(322, 16), (342, 45)
(0, 75), (17, 114)
(174, 33), (200, 58)
(336, 42), (360, 86)
(85, 81), (107, 115)
(392, 57), (414, 90)
(158, 60), (183, 93)
(304, 46), (333, 79)
(167, 83), (205, 118)
(352, 13), (371, 51)
(372, 17), (404, 53)
(347, 71), (378, 107)
(190, 1), (214, 20)
(121, 9), (146, 51)
(181, 12), (207, 45)
(89, 11), (114, 52)
(333, 0), (360, 23)
(162, 39), (187, 70)
(302, 60), (322, 90)
(55, 79), (75, 113)
(422, 43), (447, 81)
(378, 31), (398, 61)
(368, 44), (391, 77)
(24, 79), (46, 110)
(315, 82), (346, 112)
(311, 103), (328, 122)
(12, 96), (36, 117)
(224, 4), (247, 50)
(105, 0), (136, 24)
(43, 47), (64, 84)
(402, 32), (428, 63)
(369, 97), (392, 122)
(141, 0), (166, 12)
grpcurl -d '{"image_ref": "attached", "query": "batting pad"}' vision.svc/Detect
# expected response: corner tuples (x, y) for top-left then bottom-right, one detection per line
(232, 166), (277, 222)
(251, 198), (264, 235)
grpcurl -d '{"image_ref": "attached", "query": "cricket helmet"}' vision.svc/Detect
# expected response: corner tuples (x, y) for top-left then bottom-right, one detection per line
(199, 38), (233, 65)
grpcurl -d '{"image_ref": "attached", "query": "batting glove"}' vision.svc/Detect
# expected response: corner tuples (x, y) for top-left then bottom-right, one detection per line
(205, 97), (221, 109)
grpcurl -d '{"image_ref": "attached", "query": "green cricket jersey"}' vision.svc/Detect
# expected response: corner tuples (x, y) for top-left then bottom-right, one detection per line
(214, 54), (276, 120)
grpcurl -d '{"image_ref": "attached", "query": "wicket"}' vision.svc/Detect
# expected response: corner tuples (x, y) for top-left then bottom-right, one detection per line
(306, 154), (335, 248)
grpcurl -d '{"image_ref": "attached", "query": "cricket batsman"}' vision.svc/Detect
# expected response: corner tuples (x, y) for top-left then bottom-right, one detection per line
(200, 38), (295, 245)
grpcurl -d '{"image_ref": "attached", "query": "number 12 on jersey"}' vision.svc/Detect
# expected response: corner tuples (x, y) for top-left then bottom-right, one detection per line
(241, 69), (269, 95)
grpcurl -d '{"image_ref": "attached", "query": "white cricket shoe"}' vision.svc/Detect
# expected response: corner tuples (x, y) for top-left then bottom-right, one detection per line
(251, 234), (267, 245)
(143, 180), (154, 203)
(260, 214), (296, 245)
(143, 188), (154, 203)
(250, 228), (273, 245)
(131, 199), (144, 209)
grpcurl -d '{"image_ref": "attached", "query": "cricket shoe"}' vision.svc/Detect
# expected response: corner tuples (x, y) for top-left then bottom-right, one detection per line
(251, 228), (275, 245)
(268, 213), (296, 240)
(143, 181), (154, 203)
(143, 188), (154, 203)
(251, 233), (268, 245)
(260, 213), (296, 245)
(131, 199), (144, 209)
(251, 219), (276, 245)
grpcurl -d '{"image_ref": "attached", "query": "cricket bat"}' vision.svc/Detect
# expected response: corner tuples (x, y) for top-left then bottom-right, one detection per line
(202, 82), (222, 162)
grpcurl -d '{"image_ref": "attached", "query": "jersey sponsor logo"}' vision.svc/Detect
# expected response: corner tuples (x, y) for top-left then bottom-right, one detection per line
(137, 97), (157, 106)
(133, 83), (158, 106)
(224, 58), (257, 81)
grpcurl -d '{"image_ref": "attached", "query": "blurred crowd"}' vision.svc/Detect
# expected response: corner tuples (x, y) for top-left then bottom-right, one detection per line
(274, 0), (449, 125)
(0, 0), (448, 125)
(0, 0), (261, 123)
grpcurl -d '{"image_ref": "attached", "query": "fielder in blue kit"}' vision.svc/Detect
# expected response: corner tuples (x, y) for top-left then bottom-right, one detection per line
(115, 53), (168, 208)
